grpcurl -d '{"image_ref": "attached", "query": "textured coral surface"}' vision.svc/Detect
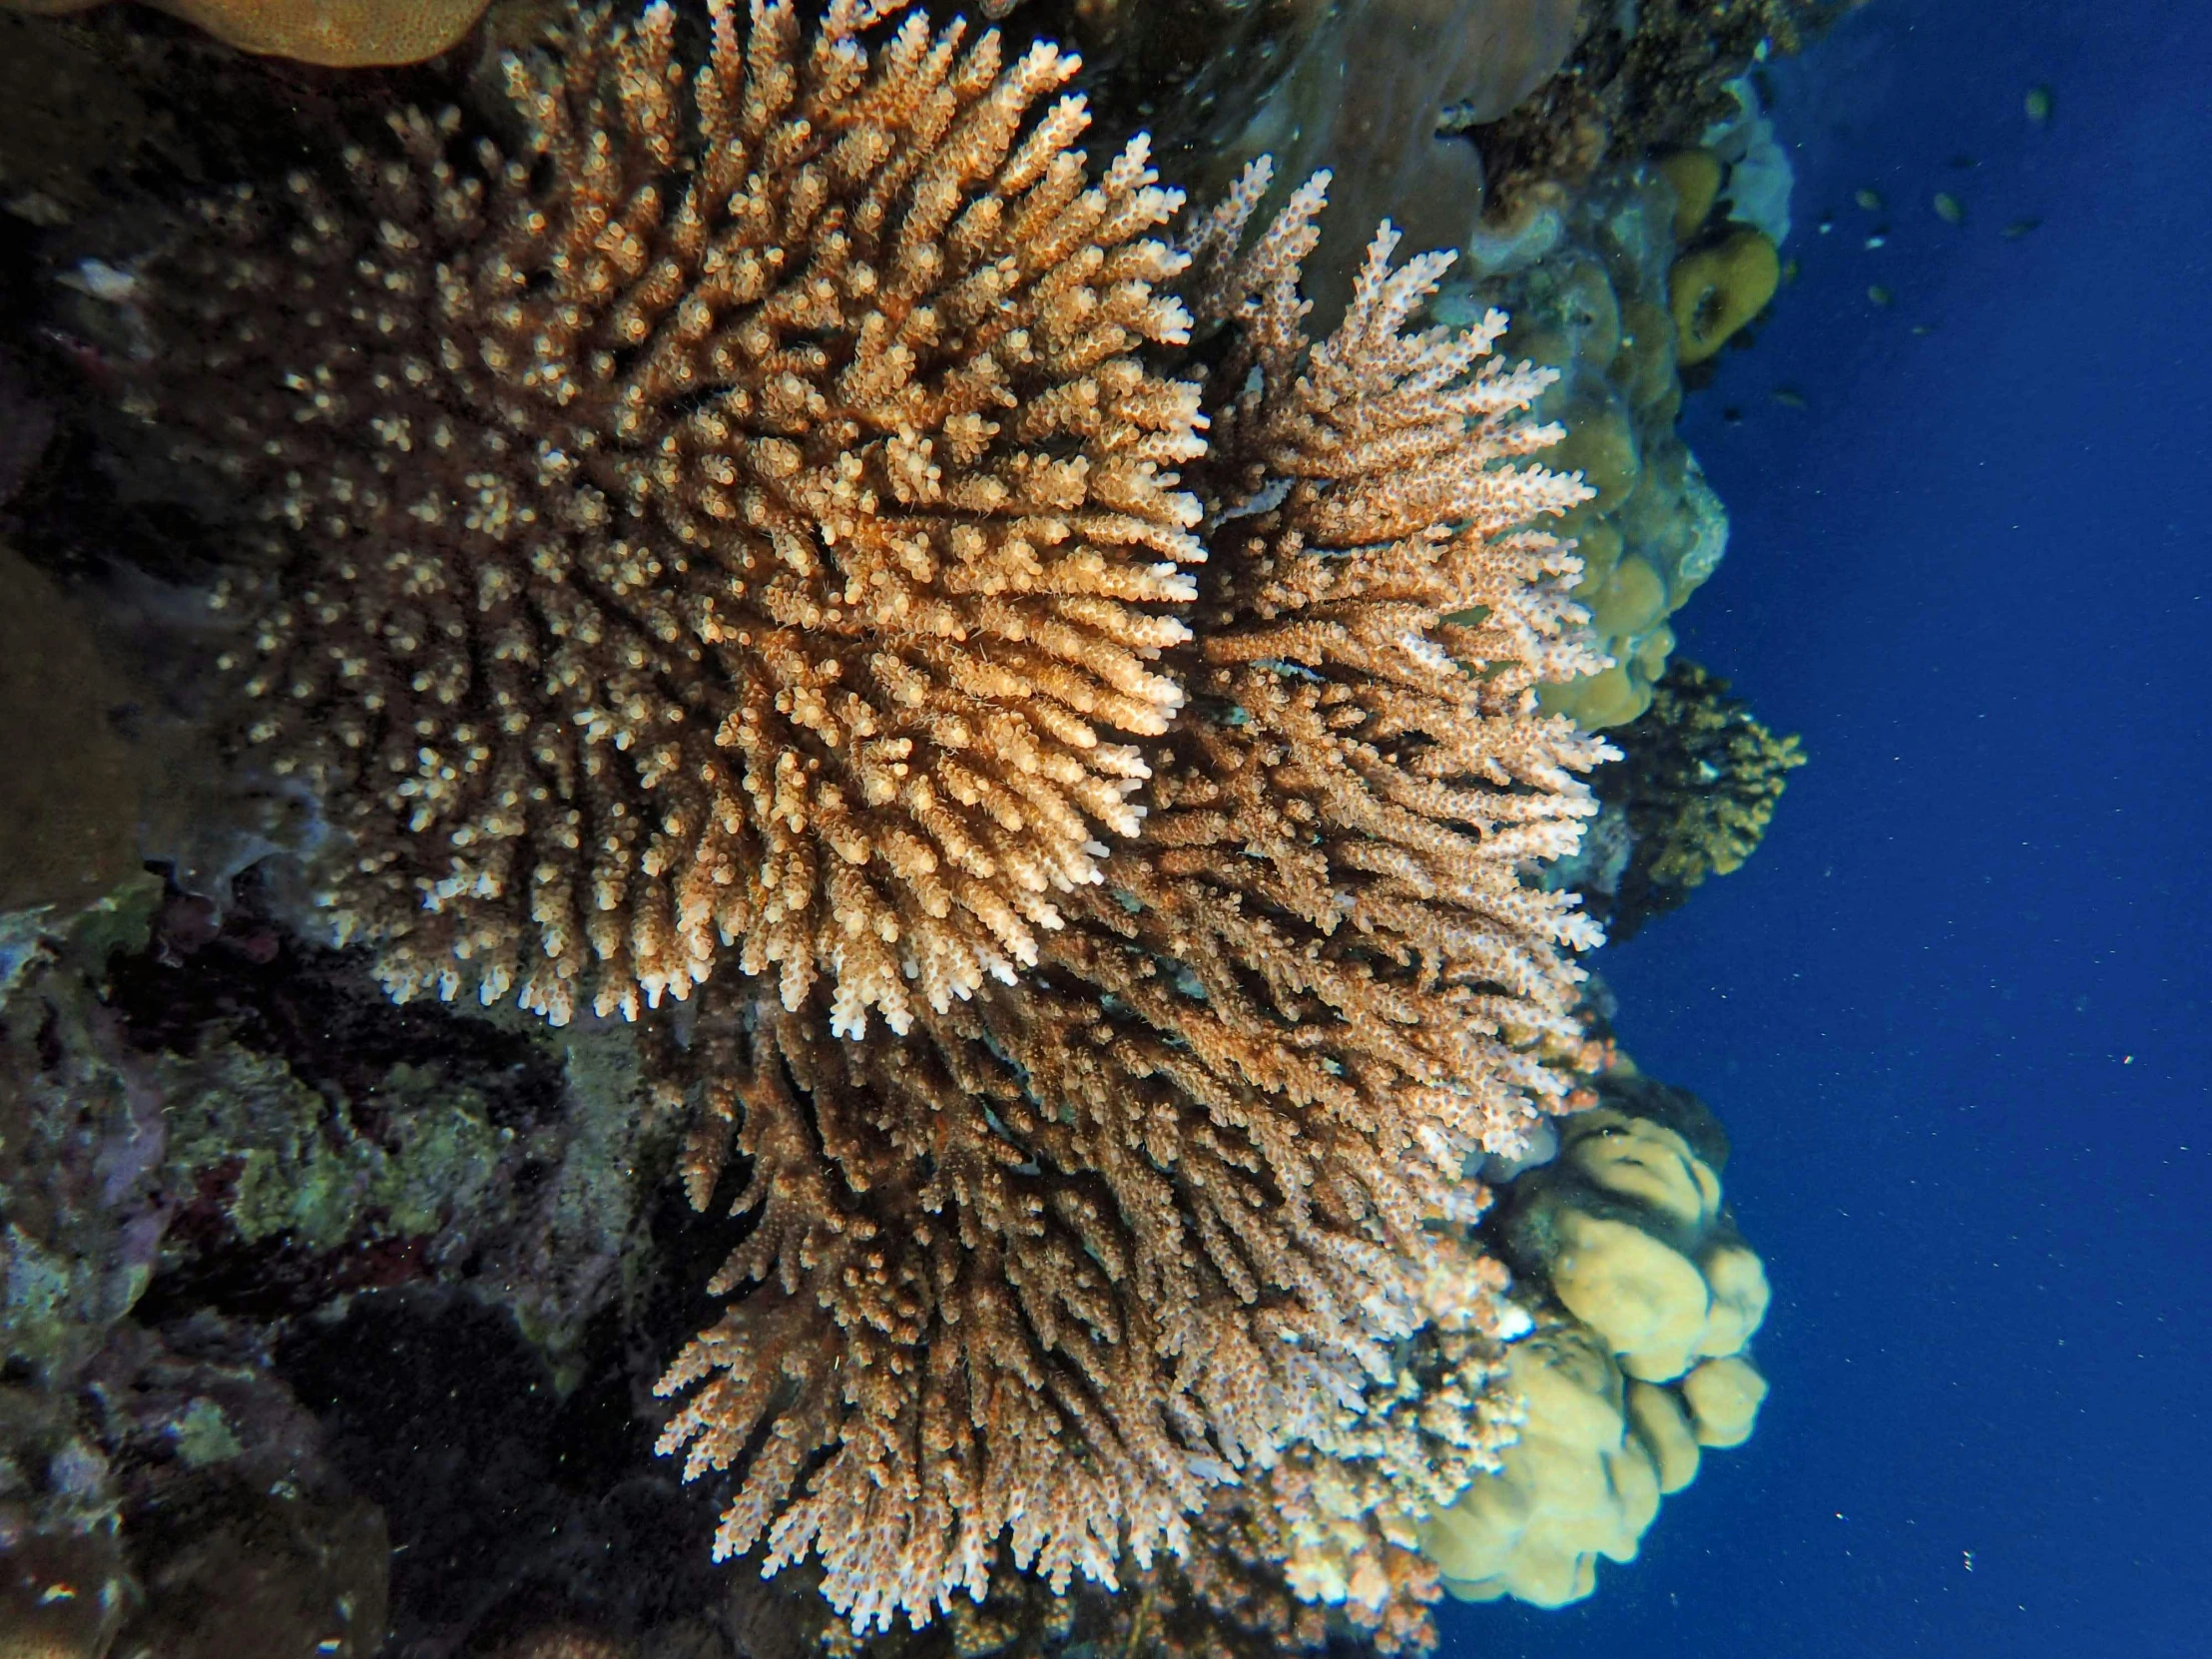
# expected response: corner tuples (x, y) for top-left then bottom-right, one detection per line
(139, 0), (1209, 1034)
(653, 159), (1608, 1629)
(0, 0), (1821, 1646)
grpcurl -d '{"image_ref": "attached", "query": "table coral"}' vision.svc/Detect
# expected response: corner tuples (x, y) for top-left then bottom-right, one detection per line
(105, 0), (1617, 1639)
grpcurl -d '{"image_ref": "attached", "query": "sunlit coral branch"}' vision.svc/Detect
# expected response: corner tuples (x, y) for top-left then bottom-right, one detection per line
(135, 0), (1207, 1033)
(654, 163), (1611, 1633)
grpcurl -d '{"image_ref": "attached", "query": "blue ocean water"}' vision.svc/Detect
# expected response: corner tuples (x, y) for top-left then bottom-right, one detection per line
(1440, 2), (2212, 1654)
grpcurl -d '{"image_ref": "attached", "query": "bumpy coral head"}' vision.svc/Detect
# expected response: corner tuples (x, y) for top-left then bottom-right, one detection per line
(139, 0), (1208, 1031)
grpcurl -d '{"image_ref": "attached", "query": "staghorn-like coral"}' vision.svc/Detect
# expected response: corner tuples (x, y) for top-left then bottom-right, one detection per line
(653, 160), (1609, 1633)
(132, 0), (1209, 1035)
(111, 0), (1620, 1637)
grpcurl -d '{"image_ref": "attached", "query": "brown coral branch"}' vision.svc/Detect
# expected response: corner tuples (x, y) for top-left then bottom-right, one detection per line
(653, 167), (1612, 1631)
(138, 0), (1207, 1035)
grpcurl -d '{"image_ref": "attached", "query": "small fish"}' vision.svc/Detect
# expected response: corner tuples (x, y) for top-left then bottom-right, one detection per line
(1817, 217), (1835, 236)
(1865, 234), (1888, 250)
(1949, 154), (1979, 170)
(2000, 217), (2041, 239)
(1934, 192), (1964, 226)
(1770, 387), (1808, 410)
(1854, 188), (1884, 211)
(2026, 84), (2053, 124)
(1911, 324), (1936, 336)
(1868, 284), (1893, 307)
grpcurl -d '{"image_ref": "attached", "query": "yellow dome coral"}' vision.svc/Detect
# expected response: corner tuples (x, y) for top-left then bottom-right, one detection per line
(1418, 1314), (1661, 1608)
(1669, 226), (1780, 366)
(1518, 1104), (1771, 1380)
(1423, 1075), (1773, 1608)
(134, 0), (1207, 1034)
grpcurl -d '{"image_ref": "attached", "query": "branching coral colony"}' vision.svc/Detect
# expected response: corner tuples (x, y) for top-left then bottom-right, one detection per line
(127, 0), (1614, 1637)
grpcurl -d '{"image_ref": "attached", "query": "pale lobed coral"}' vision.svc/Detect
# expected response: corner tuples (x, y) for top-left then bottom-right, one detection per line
(135, 0), (1208, 1035)
(1422, 1073), (1772, 1607)
(654, 158), (1609, 1633)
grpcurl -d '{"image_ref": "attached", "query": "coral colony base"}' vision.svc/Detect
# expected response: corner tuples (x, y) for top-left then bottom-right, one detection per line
(0, 0), (1800, 1652)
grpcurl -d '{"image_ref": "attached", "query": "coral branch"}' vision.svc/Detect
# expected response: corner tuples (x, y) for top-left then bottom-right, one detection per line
(135, 0), (1206, 1034)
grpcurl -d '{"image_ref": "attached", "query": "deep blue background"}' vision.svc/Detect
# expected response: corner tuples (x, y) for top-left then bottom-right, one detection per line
(1440, 2), (2212, 1655)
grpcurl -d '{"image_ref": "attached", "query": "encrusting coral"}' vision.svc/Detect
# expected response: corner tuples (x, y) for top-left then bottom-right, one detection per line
(652, 161), (1610, 1631)
(131, 0), (1209, 1037)
(112, 0), (1617, 1639)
